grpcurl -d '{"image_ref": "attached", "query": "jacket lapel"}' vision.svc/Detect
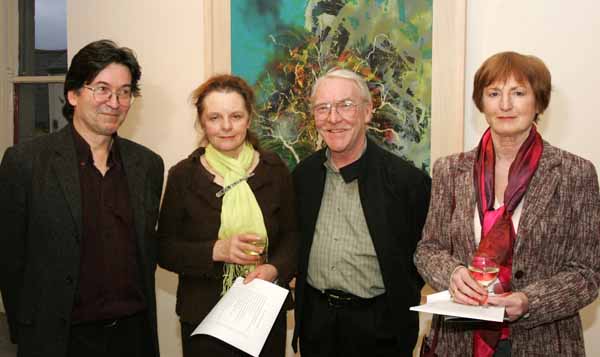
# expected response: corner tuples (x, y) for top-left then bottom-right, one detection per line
(51, 126), (83, 240)
(303, 151), (326, 248)
(359, 141), (387, 255)
(455, 150), (479, 254)
(515, 142), (561, 253)
(294, 148), (327, 268)
(186, 149), (223, 211)
(119, 139), (146, 245)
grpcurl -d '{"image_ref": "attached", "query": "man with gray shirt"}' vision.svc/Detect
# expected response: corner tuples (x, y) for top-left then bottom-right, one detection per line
(292, 69), (431, 356)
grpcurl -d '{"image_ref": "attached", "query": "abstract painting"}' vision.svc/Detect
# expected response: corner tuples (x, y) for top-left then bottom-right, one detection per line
(232, 0), (432, 171)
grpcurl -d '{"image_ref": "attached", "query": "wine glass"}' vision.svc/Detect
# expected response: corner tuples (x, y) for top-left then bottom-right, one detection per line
(243, 233), (267, 269)
(468, 255), (499, 294)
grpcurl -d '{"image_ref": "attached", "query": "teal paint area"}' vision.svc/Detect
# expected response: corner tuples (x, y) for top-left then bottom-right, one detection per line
(231, 0), (307, 85)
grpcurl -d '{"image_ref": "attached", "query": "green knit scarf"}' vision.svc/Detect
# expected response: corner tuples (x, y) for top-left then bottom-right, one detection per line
(205, 142), (268, 294)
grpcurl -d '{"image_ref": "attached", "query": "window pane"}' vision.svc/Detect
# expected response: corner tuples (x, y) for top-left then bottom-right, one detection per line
(19, 0), (67, 75)
(14, 82), (67, 143)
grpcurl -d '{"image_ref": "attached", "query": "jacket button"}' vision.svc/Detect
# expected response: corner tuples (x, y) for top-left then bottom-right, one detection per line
(514, 270), (525, 279)
(66, 275), (73, 285)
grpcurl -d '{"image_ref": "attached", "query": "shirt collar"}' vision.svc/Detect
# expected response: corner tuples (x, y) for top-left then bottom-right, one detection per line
(323, 138), (368, 183)
(71, 125), (121, 167)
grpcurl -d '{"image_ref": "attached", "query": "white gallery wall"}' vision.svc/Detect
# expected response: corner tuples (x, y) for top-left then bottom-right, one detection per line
(464, 0), (600, 167)
(464, 0), (600, 354)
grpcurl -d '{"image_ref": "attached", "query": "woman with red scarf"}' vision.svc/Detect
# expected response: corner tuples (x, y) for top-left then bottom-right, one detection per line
(415, 51), (600, 356)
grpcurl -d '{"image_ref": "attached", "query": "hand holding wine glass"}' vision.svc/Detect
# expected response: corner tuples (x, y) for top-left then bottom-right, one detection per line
(243, 232), (266, 257)
(468, 255), (499, 304)
(212, 234), (263, 265)
(449, 266), (488, 306)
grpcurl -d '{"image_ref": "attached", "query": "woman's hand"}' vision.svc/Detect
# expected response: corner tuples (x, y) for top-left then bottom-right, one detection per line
(212, 234), (264, 265)
(487, 292), (529, 321)
(244, 264), (278, 284)
(450, 266), (489, 305)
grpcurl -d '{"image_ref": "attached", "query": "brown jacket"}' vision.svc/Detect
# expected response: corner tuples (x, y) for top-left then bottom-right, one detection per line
(415, 141), (600, 356)
(157, 147), (297, 322)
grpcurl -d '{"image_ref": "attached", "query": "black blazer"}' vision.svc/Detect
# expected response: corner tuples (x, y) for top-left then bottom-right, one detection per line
(0, 125), (164, 357)
(291, 138), (431, 352)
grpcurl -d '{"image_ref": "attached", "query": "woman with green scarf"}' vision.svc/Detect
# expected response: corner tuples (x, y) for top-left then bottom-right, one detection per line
(158, 75), (297, 356)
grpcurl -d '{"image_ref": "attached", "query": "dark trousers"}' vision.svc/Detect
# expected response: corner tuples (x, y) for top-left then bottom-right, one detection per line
(68, 312), (153, 357)
(180, 307), (287, 357)
(299, 285), (412, 357)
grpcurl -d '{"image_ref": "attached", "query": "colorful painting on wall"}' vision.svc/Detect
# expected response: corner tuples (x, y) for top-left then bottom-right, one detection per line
(231, 0), (432, 171)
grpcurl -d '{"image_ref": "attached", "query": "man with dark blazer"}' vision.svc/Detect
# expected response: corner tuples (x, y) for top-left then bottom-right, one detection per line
(292, 69), (431, 356)
(0, 40), (164, 357)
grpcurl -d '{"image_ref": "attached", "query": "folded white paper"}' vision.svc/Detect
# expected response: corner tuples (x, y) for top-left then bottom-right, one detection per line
(192, 277), (289, 357)
(410, 290), (505, 322)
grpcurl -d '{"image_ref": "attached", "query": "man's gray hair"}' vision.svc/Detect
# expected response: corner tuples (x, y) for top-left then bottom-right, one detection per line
(310, 68), (372, 105)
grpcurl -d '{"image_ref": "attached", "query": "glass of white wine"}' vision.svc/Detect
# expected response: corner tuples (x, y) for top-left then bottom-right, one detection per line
(468, 255), (499, 303)
(244, 233), (266, 259)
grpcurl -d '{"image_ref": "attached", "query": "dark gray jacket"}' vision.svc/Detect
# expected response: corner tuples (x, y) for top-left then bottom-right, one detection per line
(0, 125), (164, 357)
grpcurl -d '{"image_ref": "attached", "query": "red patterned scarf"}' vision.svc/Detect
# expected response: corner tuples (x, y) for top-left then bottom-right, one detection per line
(472, 126), (543, 357)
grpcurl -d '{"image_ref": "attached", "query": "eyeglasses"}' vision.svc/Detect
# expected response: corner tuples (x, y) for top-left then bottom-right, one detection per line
(84, 85), (135, 106)
(312, 99), (362, 121)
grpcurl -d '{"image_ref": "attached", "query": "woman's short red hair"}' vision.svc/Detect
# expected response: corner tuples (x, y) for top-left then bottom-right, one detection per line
(472, 51), (551, 119)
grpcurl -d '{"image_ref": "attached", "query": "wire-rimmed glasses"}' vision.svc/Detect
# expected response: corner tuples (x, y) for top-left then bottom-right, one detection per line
(84, 84), (135, 106)
(312, 99), (363, 121)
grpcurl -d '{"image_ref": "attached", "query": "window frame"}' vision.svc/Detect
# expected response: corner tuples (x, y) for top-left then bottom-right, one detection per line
(2, 0), (66, 148)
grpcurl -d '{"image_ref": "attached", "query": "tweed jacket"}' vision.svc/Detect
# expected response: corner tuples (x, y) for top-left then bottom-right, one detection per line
(292, 138), (431, 352)
(414, 141), (600, 356)
(0, 125), (164, 357)
(157, 147), (297, 323)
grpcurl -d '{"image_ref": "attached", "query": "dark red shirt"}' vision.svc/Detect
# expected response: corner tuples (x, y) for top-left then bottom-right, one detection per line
(71, 128), (145, 323)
